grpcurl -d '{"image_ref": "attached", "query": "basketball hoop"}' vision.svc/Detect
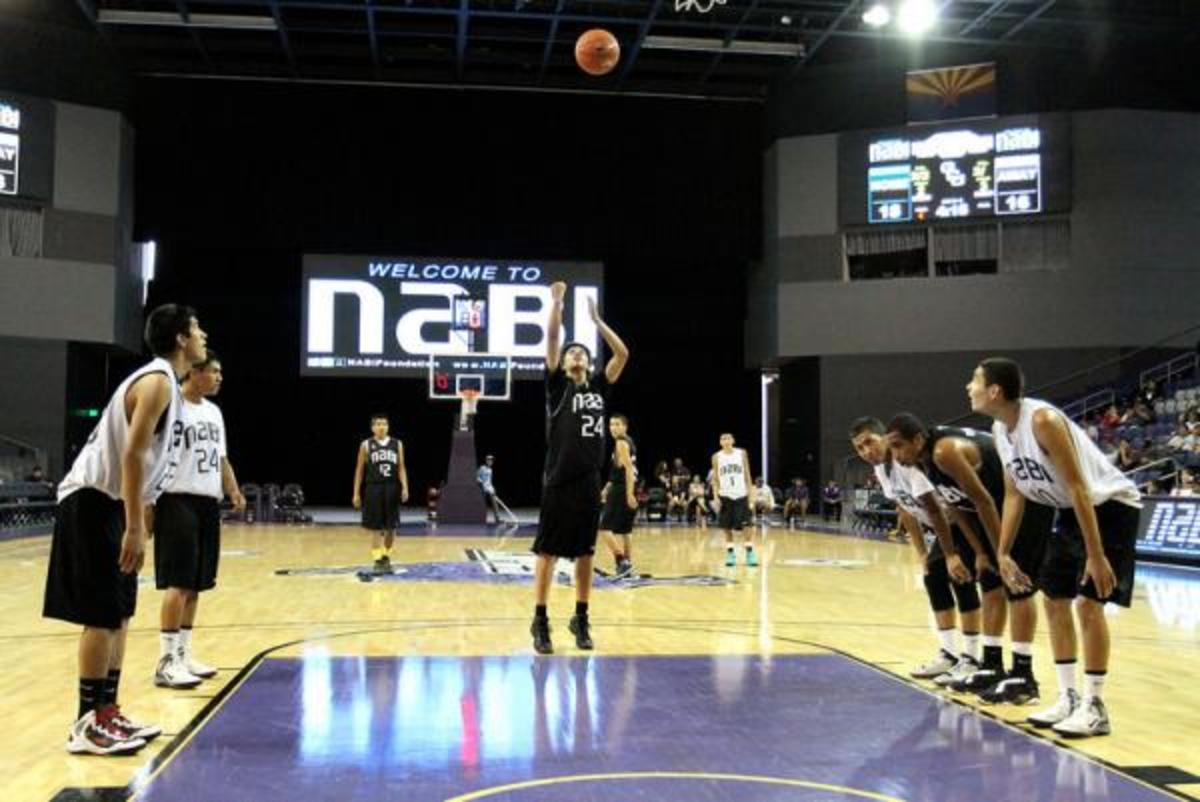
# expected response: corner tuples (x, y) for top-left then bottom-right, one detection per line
(675, 0), (727, 13)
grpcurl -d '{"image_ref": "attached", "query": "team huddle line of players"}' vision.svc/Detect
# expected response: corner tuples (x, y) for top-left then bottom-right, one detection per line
(40, 292), (1139, 759)
(850, 357), (1141, 740)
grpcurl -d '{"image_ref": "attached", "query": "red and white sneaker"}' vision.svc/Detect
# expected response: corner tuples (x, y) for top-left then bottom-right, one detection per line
(66, 707), (146, 755)
(110, 705), (163, 741)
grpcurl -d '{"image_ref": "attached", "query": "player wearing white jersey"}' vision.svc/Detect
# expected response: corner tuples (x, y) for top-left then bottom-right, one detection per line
(971, 357), (1141, 738)
(851, 417), (982, 683)
(43, 304), (206, 756)
(711, 434), (759, 567)
(154, 350), (246, 689)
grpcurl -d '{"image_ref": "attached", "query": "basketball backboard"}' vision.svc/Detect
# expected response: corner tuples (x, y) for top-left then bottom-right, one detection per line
(428, 353), (512, 401)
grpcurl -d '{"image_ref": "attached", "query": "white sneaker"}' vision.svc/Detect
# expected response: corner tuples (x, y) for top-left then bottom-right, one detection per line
(934, 655), (980, 687)
(1052, 696), (1111, 738)
(66, 708), (146, 755)
(183, 655), (218, 679)
(1027, 688), (1080, 728)
(911, 650), (957, 680)
(155, 654), (202, 689)
(111, 706), (163, 740)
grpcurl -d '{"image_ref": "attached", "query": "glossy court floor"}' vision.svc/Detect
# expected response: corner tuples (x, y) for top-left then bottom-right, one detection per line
(2, 518), (1199, 801)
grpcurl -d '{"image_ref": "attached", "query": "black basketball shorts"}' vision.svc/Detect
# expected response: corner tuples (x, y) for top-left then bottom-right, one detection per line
(43, 488), (137, 629)
(534, 472), (602, 559)
(154, 493), (222, 592)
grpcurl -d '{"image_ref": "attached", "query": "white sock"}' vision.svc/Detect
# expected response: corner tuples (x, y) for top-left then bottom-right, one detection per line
(160, 631), (179, 660)
(937, 628), (958, 657)
(962, 633), (981, 661)
(179, 627), (193, 659)
(1012, 641), (1033, 657)
(743, 542), (754, 552)
(983, 635), (1003, 648)
(1056, 661), (1077, 697)
(1084, 671), (1106, 703)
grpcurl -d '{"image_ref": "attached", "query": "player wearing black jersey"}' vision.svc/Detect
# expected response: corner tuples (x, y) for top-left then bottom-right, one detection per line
(599, 415), (638, 577)
(352, 415), (409, 574)
(887, 414), (1054, 704)
(531, 282), (629, 655)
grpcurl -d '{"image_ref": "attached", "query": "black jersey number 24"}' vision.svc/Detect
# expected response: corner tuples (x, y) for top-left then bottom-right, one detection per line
(581, 415), (605, 438)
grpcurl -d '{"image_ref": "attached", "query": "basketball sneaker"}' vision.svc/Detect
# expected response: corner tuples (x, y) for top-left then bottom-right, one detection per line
(615, 558), (634, 577)
(978, 675), (1040, 706)
(568, 615), (594, 650)
(66, 708), (146, 755)
(379, 555), (393, 574)
(745, 549), (760, 567)
(155, 654), (202, 689)
(183, 655), (218, 679)
(530, 617), (553, 655)
(110, 706), (162, 741)
(1027, 688), (1080, 728)
(935, 655), (980, 687)
(951, 665), (1006, 694)
(724, 550), (737, 568)
(911, 650), (957, 680)
(1052, 696), (1110, 738)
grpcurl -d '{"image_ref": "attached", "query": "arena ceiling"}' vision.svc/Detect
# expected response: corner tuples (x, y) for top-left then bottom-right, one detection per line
(70, 0), (1200, 100)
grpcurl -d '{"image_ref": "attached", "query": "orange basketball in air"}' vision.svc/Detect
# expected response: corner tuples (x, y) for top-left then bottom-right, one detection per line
(575, 29), (620, 76)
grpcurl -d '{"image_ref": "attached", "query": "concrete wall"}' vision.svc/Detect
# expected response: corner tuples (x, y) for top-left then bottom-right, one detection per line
(0, 337), (68, 479)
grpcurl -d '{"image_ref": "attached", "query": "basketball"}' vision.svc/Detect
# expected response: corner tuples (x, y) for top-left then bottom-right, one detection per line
(575, 29), (620, 76)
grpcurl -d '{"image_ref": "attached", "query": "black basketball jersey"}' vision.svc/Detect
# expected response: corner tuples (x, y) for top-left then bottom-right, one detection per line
(922, 426), (1004, 514)
(544, 368), (611, 487)
(364, 437), (400, 484)
(608, 435), (637, 487)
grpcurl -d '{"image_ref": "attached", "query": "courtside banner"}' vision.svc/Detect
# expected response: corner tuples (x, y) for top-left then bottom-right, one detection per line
(1137, 496), (1200, 564)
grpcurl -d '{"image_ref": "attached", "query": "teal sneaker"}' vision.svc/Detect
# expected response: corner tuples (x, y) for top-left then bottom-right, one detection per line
(746, 549), (759, 567)
(724, 550), (737, 567)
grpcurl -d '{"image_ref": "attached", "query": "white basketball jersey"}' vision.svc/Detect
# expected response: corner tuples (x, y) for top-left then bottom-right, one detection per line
(165, 398), (227, 499)
(715, 449), (749, 499)
(992, 397), (1140, 510)
(58, 358), (184, 504)
(874, 459), (938, 545)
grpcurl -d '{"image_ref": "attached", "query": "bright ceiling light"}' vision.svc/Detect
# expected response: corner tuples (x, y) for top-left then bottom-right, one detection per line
(862, 3), (891, 28)
(897, 0), (938, 35)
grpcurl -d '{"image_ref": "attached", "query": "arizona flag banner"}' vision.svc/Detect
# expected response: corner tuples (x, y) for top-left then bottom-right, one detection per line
(906, 62), (996, 124)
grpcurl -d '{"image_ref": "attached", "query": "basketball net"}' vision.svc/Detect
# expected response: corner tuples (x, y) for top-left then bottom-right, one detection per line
(675, 0), (727, 12)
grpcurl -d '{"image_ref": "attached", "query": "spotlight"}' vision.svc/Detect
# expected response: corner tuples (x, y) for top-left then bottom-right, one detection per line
(862, 2), (891, 28)
(897, 0), (938, 35)
(780, 14), (792, 25)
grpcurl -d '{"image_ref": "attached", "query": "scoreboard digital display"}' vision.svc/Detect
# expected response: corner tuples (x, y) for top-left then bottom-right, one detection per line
(869, 124), (1042, 223)
(862, 115), (1068, 225)
(0, 100), (19, 196)
(1137, 496), (1200, 565)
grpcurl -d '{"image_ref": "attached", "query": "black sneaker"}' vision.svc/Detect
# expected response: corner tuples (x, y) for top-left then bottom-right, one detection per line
(952, 665), (1007, 694)
(568, 615), (594, 650)
(530, 617), (553, 655)
(379, 555), (393, 574)
(615, 559), (634, 578)
(978, 674), (1040, 706)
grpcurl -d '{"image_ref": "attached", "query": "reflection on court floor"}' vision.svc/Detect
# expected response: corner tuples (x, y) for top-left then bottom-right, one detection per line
(134, 654), (1171, 802)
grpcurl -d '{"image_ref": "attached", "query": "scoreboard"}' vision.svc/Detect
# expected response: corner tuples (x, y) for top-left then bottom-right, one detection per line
(0, 100), (19, 196)
(854, 114), (1069, 225)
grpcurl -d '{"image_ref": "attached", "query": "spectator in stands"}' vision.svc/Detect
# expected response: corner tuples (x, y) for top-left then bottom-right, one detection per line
(687, 475), (709, 528)
(1121, 400), (1155, 427)
(1171, 470), (1197, 497)
(25, 465), (49, 484)
(1167, 423), (1197, 453)
(821, 480), (842, 521)
(1100, 403), (1121, 433)
(670, 457), (691, 496)
(1083, 414), (1100, 443)
(1138, 378), (1162, 406)
(752, 478), (775, 523)
(654, 461), (671, 492)
(783, 478), (810, 526)
(1116, 438), (1144, 473)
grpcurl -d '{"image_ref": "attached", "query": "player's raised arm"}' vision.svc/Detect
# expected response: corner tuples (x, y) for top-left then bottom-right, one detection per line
(587, 297), (629, 384)
(546, 281), (567, 372)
